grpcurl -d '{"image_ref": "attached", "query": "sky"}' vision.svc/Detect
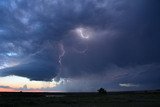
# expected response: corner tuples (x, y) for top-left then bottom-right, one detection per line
(0, 0), (160, 92)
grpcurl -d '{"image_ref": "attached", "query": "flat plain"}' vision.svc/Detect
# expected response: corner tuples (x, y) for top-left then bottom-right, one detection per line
(0, 91), (160, 107)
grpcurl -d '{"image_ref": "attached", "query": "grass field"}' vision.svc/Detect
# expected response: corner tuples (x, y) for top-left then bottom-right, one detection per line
(0, 91), (160, 107)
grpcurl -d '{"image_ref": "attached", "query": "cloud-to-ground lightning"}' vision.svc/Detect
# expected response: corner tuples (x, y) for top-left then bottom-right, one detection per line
(58, 43), (65, 66)
(55, 43), (66, 81)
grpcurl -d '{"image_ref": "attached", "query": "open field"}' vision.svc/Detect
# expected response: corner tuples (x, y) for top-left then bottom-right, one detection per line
(0, 91), (160, 107)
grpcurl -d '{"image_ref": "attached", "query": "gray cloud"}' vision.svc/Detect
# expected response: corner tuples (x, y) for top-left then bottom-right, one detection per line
(0, 85), (11, 89)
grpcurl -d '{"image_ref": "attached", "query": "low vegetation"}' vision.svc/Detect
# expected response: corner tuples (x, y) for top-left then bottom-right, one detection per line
(0, 91), (160, 107)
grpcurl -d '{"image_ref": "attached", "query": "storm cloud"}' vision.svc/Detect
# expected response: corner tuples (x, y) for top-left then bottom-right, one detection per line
(0, 0), (160, 91)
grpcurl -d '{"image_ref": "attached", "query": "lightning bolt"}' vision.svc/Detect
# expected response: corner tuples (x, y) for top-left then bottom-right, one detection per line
(77, 28), (89, 39)
(58, 43), (65, 66)
(55, 43), (65, 80)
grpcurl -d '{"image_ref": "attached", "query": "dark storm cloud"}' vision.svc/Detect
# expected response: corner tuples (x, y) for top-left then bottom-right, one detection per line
(0, 0), (160, 90)
(60, 0), (160, 78)
(0, 0), (122, 81)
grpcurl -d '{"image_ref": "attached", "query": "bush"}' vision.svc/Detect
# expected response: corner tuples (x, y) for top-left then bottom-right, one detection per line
(97, 88), (107, 94)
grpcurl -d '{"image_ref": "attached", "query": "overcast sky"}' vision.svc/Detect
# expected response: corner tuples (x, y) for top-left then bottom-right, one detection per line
(0, 0), (160, 92)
